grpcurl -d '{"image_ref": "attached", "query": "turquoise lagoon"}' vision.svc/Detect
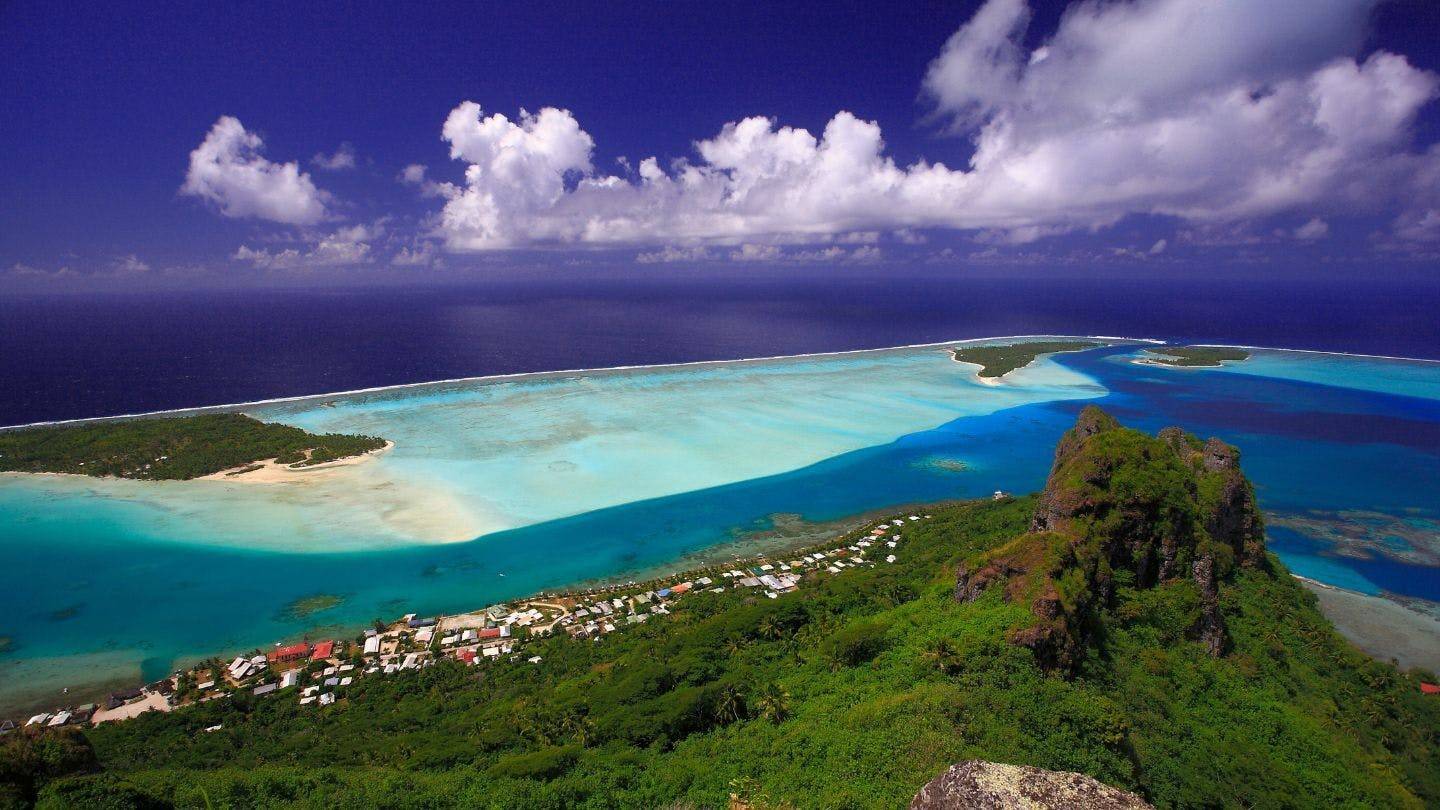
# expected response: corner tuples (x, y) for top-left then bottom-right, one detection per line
(1, 338), (1438, 712)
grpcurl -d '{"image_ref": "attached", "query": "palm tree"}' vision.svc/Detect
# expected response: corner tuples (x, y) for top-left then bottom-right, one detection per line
(561, 711), (595, 746)
(922, 638), (960, 674)
(755, 682), (791, 724)
(715, 684), (746, 723)
(1360, 699), (1386, 727)
(757, 615), (782, 641)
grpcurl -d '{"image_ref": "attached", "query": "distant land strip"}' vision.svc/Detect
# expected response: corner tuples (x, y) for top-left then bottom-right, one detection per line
(1140, 346), (1252, 368)
(0, 413), (387, 481)
(949, 340), (1100, 378)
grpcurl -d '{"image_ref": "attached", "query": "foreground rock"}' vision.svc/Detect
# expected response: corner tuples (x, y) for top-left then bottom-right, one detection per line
(911, 760), (1152, 809)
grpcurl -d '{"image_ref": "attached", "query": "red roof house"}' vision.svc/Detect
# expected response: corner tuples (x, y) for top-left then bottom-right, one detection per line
(310, 640), (335, 661)
(479, 627), (502, 639)
(1421, 682), (1440, 695)
(268, 642), (310, 663)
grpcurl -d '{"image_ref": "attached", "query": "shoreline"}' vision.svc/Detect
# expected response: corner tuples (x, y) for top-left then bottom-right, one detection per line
(555, 499), (969, 596)
(0, 334), (1165, 431)
(0, 500), (947, 720)
(950, 341), (1111, 384)
(1294, 575), (1440, 673)
(0, 441), (396, 486)
(197, 440), (395, 483)
(10, 506), (1435, 722)
(1129, 358), (1238, 370)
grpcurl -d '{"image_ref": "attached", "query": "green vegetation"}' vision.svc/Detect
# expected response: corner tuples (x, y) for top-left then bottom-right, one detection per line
(950, 341), (1099, 377)
(4, 412), (1437, 808)
(1142, 346), (1251, 367)
(958, 407), (1269, 672)
(0, 414), (386, 480)
(0, 730), (100, 808)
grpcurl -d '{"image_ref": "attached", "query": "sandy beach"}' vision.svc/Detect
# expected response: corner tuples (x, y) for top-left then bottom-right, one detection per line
(1299, 577), (1440, 673)
(2, 438), (492, 551)
(950, 342), (1115, 385)
(198, 440), (395, 483)
(1129, 358), (1230, 370)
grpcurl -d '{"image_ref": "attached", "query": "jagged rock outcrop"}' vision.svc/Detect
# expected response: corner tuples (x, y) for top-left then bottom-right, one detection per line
(910, 760), (1153, 809)
(1199, 437), (1268, 568)
(956, 406), (1269, 671)
(1030, 406), (1120, 535)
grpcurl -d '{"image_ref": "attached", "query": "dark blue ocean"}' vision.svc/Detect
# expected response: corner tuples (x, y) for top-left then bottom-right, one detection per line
(3, 272), (1439, 425)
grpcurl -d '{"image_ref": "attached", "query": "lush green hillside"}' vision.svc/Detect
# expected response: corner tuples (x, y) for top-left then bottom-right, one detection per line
(0, 414), (386, 480)
(5, 411), (1438, 809)
(1142, 346), (1251, 367)
(950, 341), (1099, 377)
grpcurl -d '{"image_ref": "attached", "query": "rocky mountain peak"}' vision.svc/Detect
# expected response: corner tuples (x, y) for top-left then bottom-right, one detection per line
(956, 408), (1269, 671)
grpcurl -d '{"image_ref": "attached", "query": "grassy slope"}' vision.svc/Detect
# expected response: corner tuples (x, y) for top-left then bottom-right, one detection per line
(35, 497), (1437, 809)
(0, 413), (386, 480)
(949, 341), (1099, 378)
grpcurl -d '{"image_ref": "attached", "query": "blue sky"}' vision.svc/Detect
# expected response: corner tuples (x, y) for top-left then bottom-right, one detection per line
(2, 0), (1439, 289)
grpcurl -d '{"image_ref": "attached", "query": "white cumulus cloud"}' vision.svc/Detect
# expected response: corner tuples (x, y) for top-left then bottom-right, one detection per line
(312, 142), (357, 171)
(182, 116), (330, 225)
(636, 245), (715, 264)
(111, 254), (152, 274)
(1294, 218), (1331, 240)
(437, 103), (594, 249)
(1392, 208), (1440, 242)
(729, 244), (782, 262)
(426, 0), (1438, 252)
(233, 224), (376, 269)
(391, 243), (441, 267)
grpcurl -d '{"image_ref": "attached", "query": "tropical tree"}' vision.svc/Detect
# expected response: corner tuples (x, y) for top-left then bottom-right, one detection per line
(715, 684), (747, 724)
(754, 682), (791, 724)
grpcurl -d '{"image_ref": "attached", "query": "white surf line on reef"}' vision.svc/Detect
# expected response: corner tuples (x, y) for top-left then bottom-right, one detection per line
(0, 334), (1158, 431)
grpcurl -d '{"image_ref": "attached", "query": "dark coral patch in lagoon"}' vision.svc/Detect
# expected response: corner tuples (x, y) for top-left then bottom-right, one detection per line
(47, 605), (83, 622)
(277, 594), (347, 621)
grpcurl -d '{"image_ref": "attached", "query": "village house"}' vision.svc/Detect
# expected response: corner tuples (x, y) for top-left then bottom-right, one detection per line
(14, 511), (934, 723)
(268, 642), (310, 664)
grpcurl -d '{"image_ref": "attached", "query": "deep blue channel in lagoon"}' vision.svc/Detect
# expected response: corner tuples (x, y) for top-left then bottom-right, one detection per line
(1, 344), (1438, 710)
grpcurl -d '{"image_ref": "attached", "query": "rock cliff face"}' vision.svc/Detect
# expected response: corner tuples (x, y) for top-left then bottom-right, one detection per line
(910, 760), (1153, 809)
(955, 406), (1268, 671)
